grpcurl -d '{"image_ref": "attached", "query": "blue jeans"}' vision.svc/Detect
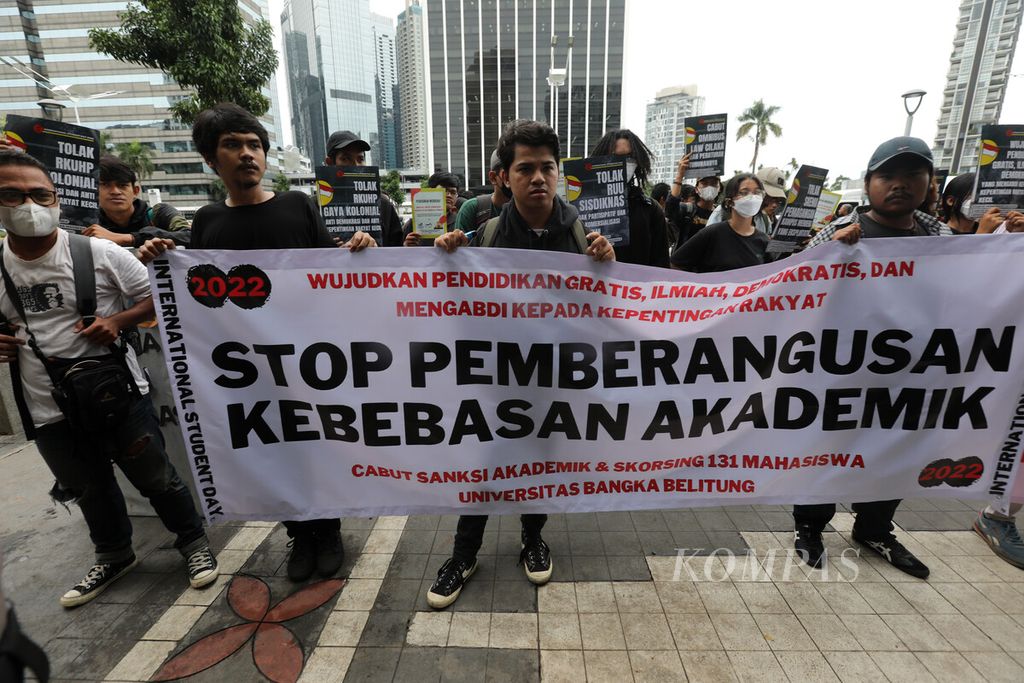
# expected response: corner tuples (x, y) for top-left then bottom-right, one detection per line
(35, 393), (208, 564)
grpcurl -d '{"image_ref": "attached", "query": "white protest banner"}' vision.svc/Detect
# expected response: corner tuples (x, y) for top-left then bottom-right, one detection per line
(150, 238), (1024, 523)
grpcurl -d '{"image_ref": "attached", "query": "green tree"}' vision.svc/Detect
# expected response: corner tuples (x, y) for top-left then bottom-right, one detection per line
(209, 178), (227, 202)
(114, 141), (156, 181)
(735, 100), (783, 173)
(89, 0), (277, 123)
(272, 171), (291, 193)
(782, 157), (800, 182)
(381, 170), (405, 206)
(99, 131), (114, 152)
(829, 175), (851, 192)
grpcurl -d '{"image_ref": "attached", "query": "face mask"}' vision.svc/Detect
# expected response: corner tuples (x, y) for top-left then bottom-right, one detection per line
(732, 195), (763, 218)
(625, 158), (637, 183)
(0, 202), (60, 237)
(960, 199), (972, 216)
(698, 185), (718, 202)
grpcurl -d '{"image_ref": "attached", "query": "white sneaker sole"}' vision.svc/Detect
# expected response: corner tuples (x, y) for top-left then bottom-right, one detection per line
(60, 558), (139, 608)
(426, 561), (477, 609)
(973, 520), (1024, 569)
(524, 558), (553, 585)
(190, 564), (220, 589)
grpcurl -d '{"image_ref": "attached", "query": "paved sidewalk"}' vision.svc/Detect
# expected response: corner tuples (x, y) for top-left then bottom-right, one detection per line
(3, 441), (1024, 682)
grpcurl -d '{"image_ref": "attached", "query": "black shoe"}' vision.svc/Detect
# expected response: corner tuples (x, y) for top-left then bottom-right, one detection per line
(794, 525), (825, 569)
(60, 555), (138, 608)
(520, 534), (552, 584)
(852, 531), (930, 579)
(286, 534), (317, 582)
(186, 546), (220, 588)
(315, 529), (345, 577)
(426, 557), (477, 609)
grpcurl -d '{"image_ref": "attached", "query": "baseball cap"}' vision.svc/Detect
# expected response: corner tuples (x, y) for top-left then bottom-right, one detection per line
(867, 136), (933, 172)
(326, 130), (370, 156)
(756, 167), (787, 199)
(489, 149), (502, 172)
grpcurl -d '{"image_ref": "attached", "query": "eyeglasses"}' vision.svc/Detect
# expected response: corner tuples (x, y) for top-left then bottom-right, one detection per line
(0, 188), (58, 207)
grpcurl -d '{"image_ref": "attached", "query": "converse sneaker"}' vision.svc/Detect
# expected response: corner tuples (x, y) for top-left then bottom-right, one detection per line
(60, 556), (138, 608)
(315, 529), (345, 577)
(974, 512), (1024, 569)
(794, 525), (826, 569)
(520, 534), (552, 584)
(426, 557), (477, 609)
(286, 534), (317, 582)
(186, 547), (220, 588)
(852, 531), (929, 579)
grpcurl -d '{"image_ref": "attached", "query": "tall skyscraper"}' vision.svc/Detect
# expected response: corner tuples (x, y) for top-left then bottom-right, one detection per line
(0, 0), (282, 206)
(932, 0), (1023, 173)
(397, 0), (428, 173)
(424, 0), (626, 187)
(371, 13), (399, 170)
(644, 85), (705, 184)
(281, 0), (378, 165)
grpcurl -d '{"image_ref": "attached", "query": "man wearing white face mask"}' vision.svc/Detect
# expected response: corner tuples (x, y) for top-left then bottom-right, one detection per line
(0, 150), (218, 608)
(590, 129), (669, 267)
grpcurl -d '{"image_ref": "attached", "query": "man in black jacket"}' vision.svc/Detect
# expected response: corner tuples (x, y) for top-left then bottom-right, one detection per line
(324, 131), (404, 246)
(426, 119), (614, 608)
(83, 155), (191, 248)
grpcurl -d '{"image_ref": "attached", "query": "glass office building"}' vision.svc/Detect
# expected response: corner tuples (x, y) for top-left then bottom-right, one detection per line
(424, 0), (625, 187)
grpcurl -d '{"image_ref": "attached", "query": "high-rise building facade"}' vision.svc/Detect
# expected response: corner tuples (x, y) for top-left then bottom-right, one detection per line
(933, 0), (1023, 173)
(397, 0), (428, 173)
(371, 12), (399, 169)
(0, 0), (282, 207)
(424, 0), (626, 187)
(644, 85), (705, 184)
(281, 0), (378, 166)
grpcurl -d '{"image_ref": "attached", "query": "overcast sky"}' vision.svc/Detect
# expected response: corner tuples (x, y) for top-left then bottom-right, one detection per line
(269, 0), (1023, 182)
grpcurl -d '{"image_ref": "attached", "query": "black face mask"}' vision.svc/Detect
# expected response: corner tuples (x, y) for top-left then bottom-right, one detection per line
(500, 184), (513, 199)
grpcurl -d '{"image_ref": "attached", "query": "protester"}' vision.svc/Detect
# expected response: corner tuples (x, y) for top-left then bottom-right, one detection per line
(0, 150), (219, 607)
(670, 172), (769, 272)
(795, 136), (954, 579)
(665, 153), (718, 249)
(453, 151), (509, 233)
(649, 182), (675, 247)
(139, 104), (375, 582)
(81, 155), (191, 247)
(323, 130), (404, 246)
(590, 129), (669, 267)
(938, 173), (1004, 234)
(404, 171), (461, 245)
(756, 166), (787, 234)
(425, 119), (614, 608)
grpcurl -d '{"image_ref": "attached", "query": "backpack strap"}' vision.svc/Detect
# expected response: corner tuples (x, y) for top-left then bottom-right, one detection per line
(67, 234), (96, 318)
(474, 195), (493, 228)
(482, 217), (501, 248)
(571, 219), (589, 254)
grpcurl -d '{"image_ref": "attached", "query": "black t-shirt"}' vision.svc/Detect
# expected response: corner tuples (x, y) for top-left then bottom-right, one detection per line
(857, 212), (929, 239)
(670, 221), (770, 273)
(191, 191), (335, 250)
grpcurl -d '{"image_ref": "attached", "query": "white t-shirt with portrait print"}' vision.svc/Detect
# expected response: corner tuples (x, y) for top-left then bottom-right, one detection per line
(0, 230), (149, 427)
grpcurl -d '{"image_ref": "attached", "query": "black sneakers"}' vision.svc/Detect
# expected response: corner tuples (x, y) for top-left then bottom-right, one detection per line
(426, 557), (478, 609)
(852, 531), (930, 579)
(794, 525), (826, 569)
(60, 556), (138, 608)
(315, 529), (345, 577)
(186, 547), (220, 588)
(520, 535), (553, 584)
(286, 534), (318, 582)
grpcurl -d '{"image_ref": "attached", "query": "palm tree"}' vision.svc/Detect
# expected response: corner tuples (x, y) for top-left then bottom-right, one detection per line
(735, 100), (782, 173)
(113, 141), (156, 183)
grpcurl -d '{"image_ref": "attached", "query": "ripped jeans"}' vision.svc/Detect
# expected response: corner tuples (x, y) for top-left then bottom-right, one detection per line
(35, 393), (208, 564)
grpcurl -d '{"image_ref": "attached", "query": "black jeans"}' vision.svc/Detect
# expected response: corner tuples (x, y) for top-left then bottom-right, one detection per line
(283, 519), (340, 538)
(793, 500), (902, 539)
(35, 393), (207, 564)
(452, 514), (547, 564)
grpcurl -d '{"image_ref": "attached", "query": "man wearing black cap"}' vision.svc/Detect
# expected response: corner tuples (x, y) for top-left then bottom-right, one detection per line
(794, 136), (952, 579)
(324, 130), (404, 247)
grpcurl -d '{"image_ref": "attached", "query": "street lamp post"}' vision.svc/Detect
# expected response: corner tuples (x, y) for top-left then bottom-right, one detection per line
(902, 89), (926, 137)
(36, 98), (66, 122)
(546, 35), (574, 138)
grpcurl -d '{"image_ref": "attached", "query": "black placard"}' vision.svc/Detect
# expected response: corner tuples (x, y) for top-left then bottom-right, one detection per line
(2, 114), (100, 231)
(683, 113), (727, 179)
(971, 125), (1024, 217)
(315, 165), (383, 243)
(562, 155), (629, 246)
(766, 165), (829, 254)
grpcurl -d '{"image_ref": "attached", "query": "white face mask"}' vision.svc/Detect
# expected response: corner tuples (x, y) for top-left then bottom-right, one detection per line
(698, 185), (718, 202)
(0, 202), (60, 237)
(624, 158), (637, 183)
(732, 195), (763, 218)
(960, 199), (973, 216)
